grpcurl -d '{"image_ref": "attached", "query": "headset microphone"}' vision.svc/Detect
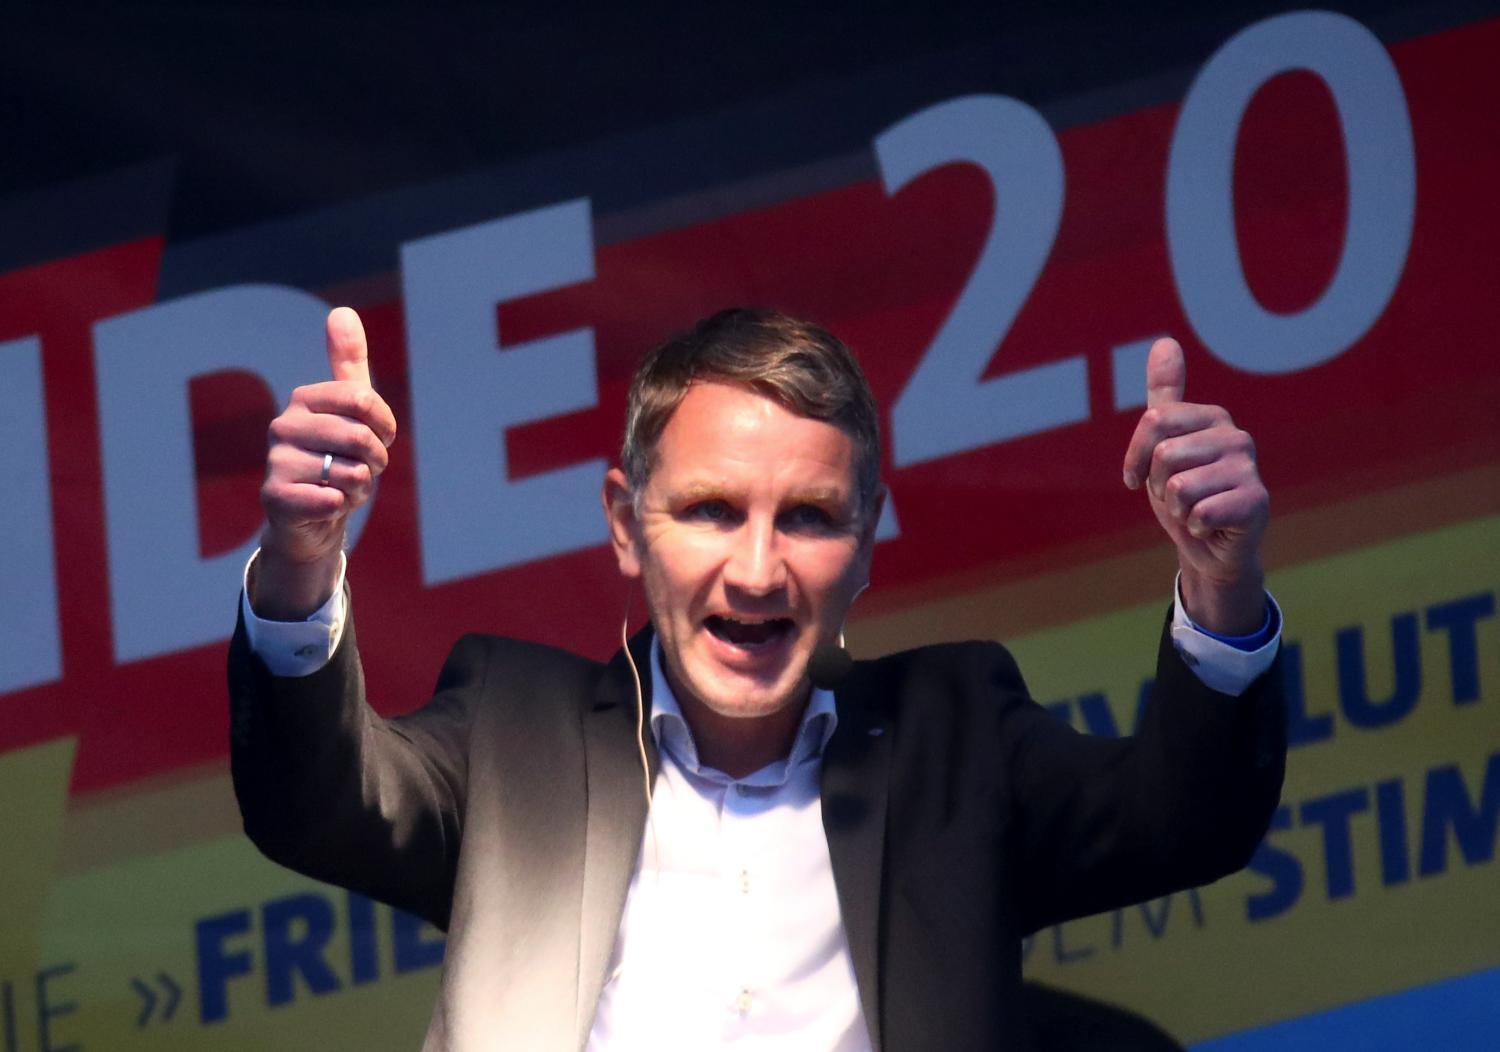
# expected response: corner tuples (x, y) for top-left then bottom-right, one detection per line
(807, 644), (854, 690)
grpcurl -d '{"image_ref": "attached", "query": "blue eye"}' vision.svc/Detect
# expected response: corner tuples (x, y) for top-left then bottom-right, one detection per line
(687, 500), (730, 522)
(787, 505), (832, 528)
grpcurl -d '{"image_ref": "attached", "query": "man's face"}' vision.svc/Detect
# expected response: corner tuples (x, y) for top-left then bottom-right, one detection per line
(605, 382), (878, 725)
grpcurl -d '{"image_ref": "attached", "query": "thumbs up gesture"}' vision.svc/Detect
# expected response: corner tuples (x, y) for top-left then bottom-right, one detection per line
(252, 308), (398, 619)
(1122, 338), (1268, 635)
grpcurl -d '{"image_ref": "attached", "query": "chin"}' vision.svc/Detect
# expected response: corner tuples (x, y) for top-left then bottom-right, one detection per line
(689, 666), (806, 722)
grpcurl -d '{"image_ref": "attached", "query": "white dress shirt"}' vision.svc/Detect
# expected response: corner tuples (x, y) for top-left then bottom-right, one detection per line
(583, 641), (871, 1050)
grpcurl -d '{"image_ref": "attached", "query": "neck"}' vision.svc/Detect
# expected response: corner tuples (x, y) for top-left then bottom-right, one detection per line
(684, 700), (808, 779)
(665, 675), (810, 780)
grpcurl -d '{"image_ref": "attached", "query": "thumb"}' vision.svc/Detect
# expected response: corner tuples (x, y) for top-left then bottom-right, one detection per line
(1145, 337), (1186, 408)
(326, 306), (372, 387)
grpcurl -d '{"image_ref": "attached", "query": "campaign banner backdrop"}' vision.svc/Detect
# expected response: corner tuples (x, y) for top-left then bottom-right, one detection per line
(2, 6), (1497, 1049)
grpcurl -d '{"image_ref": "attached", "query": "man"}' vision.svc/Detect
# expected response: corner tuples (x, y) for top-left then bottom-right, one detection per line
(230, 306), (1284, 1050)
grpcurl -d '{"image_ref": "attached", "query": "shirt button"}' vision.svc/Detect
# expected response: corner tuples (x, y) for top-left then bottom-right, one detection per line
(739, 869), (751, 894)
(735, 989), (753, 1015)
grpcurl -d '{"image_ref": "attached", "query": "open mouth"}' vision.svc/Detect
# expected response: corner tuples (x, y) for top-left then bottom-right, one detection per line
(704, 615), (795, 649)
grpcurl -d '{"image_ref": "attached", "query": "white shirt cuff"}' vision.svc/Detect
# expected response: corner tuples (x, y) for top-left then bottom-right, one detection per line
(240, 549), (348, 678)
(1169, 575), (1282, 697)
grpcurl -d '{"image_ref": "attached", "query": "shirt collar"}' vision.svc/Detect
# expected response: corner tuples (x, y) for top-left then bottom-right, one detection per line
(649, 636), (838, 787)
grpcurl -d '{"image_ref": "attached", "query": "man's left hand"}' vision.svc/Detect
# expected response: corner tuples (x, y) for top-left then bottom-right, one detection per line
(1122, 337), (1269, 636)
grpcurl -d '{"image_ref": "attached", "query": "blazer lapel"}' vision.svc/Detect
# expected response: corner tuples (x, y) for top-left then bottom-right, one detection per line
(822, 672), (894, 1052)
(574, 629), (659, 1048)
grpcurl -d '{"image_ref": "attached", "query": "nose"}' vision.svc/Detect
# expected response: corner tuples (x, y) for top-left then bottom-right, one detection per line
(723, 517), (787, 597)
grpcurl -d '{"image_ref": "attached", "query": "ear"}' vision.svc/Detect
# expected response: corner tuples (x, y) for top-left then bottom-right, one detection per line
(852, 482), (886, 591)
(602, 467), (643, 579)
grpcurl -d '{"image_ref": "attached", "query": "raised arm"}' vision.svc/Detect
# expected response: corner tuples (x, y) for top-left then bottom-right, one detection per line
(1013, 338), (1284, 927)
(230, 308), (467, 928)
(251, 306), (397, 619)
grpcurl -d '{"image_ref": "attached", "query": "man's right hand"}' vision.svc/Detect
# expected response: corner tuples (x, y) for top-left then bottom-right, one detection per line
(250, 307), (398, 620)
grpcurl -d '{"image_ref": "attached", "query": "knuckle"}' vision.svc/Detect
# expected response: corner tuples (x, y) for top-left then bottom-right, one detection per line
(1149, 441), (1171, 474)
(261, 488), (300, 520)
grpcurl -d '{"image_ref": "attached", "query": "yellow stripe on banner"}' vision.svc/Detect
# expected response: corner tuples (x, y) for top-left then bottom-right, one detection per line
(0, 740), (75, 966)
(1003, 513), (1500, 1041)
(37, 836), (443, 1050)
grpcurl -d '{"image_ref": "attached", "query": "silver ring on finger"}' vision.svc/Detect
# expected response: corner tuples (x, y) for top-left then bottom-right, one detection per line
(319, 452), (334, 487)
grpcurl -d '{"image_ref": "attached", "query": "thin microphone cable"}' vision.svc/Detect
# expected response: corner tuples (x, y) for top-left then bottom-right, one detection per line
(620, 587), (654, 814)
(614, 587), (662, 986)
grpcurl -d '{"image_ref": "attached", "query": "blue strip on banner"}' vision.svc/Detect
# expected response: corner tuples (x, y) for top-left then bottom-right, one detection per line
(1192, 965), (1500, 1051)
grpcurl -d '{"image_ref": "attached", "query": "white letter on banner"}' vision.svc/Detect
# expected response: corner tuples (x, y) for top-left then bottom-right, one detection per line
(1166, 10), (1415, 374)
(875, 96), (1086, 468)
(94, 286), (371, 663)
(0, 336), (62, 694)
(400, 199), (604, 584)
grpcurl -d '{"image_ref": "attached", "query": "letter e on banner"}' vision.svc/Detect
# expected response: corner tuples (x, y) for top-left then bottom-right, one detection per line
(400, 199), (605, 584)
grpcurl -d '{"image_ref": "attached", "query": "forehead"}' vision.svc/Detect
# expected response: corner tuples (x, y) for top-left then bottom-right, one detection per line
(650, 382), (858, 493)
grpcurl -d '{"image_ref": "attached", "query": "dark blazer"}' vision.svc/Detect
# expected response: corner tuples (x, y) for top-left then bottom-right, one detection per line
(228, 607), (1284, 1052)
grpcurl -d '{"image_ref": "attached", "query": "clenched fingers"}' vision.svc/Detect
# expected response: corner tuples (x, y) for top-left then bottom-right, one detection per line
(1146, 425), (1255, 503)
(1156, 457), (1265, 530)
(288, 381), (397, 448)
(262, 447), (377, 520)
(268, 406), (390, 477)
(1122, 402), (1233, 490)
(1179, 481), (1270, 539)
(268, 446), (374, 491)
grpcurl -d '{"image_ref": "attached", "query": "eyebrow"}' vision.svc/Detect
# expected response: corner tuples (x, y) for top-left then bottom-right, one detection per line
(783, 487), (850, 507)
(668, 481), (734, 504)
(668, 481), (851, 507)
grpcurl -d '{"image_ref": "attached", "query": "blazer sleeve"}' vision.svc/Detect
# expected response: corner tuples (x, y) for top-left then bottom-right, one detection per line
(1003, 608), (1287, 933)
(226, 597), (487, 930)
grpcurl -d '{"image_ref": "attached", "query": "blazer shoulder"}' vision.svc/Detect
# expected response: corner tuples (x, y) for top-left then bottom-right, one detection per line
(861, 637), (1026, 683)
(429, 632), (619, 714)
(850, 638), (1031, 718)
